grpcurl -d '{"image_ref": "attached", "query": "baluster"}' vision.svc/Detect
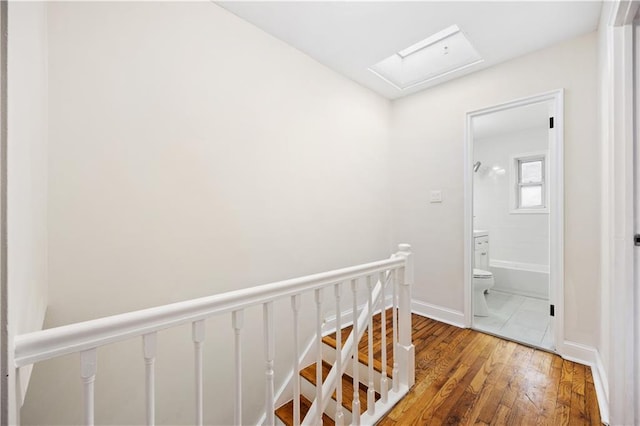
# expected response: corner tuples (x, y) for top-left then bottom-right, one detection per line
(291, 295), (301, 426)
(143, 333), (157, 426)
(334, 283), (344, 426)
(192, 320), (205, 426)
(264, 301), (275, 426)
(314, 288), (324, 425)
(397, 244), (415, 388)
(351, 279), (361, 426)
(80, 348), (97, 426)
(232, 310), (244, 425)
(366, 276), (375, 416)
(392, 268), (399, 392)
(379, 272), (388, 403)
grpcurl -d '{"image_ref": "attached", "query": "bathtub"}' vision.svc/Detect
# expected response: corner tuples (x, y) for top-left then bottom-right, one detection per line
(489, 260), (549, 299)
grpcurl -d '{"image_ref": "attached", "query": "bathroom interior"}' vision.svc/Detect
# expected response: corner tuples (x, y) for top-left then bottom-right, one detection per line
(471, 101), (553, 351)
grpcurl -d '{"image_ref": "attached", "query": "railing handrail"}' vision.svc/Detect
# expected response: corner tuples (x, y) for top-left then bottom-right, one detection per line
(14, 256), (405, 367)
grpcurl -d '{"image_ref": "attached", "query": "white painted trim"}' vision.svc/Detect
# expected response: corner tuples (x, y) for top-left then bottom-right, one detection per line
(600, 2), (638, 423)
(463, 90), (564, 354)
(411, 299), (465, 328)
(549, 89), (565, 369)
(593, 350), (611, 425)
(612, 0), (640, 26)
(559, 342), (610, 425)
(2, 1), (9, 423)
(634, 15), (640, 426)
(560, 340), (597, 365)
(508, 150), (549, 214)
(508, 209), (549, 215)
(463, 110), (474, 328)
(14, 256), (405, 367)
(322, 305), (357, 337)
(322, 294), (393, 336)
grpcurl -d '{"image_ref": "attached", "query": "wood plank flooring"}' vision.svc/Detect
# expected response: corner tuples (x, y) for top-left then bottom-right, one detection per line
(376, 314), (602, 425)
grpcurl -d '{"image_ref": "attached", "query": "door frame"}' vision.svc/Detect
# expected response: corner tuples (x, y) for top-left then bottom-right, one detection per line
(601, 1), (639, 424)
(1, 1), (7, 423)
(634, 19), (639, 425)
(463, 89), (564, 351)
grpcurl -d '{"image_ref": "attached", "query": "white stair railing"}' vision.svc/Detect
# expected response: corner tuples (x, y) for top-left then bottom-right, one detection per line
(12, 244), (413, 425)
(302, 275), (385, 425)
(142, 332), (157, 425)
(334, 282), (344, 426)
(396, 244), (415, 390)
(350, 279), (361, 426)
(301, 243), (414, 425)
(232, 310), (244, 425)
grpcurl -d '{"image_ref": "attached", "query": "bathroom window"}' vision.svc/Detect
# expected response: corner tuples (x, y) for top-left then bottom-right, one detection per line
(511, 152), (548, 213)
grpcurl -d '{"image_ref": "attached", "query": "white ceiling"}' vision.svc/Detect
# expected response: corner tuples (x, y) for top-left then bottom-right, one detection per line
(217, 1), (602, 100)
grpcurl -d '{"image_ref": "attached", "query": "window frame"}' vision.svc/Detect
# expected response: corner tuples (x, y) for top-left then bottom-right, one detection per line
(509, 151), (549, 214)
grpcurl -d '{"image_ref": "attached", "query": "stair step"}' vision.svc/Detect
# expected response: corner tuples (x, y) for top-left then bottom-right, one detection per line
(275, 394), (335, 426)
(322, 309), (395, 378)
(300, 361), (380, 414)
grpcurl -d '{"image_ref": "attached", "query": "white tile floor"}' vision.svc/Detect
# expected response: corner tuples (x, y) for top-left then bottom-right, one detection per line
(473, 290), (554, 350)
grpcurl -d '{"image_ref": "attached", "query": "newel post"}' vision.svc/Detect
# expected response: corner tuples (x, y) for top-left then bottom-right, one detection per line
(396, 243), (415, 388)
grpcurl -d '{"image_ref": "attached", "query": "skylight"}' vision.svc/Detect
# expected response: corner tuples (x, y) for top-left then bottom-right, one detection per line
(369, 25), (483, 90)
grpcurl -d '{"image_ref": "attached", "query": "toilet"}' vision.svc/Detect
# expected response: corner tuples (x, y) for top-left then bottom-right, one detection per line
(473, 268), (494, 317)
(473, 230), (494, 317)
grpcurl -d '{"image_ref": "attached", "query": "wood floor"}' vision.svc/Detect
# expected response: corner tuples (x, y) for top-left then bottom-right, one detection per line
(378, 314), (602, 425)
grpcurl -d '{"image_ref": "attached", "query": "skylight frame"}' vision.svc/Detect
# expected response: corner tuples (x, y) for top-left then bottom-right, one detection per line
(368, 59), (484, 91)
(368, 24), (484, 91)
(396, 25), (460, 59)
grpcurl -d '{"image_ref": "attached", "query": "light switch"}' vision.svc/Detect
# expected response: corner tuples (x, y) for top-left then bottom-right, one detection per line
(430, 190), (443, 203)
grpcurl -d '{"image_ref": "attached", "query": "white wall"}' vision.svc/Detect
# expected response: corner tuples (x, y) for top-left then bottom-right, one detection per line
(18, 4), (604, 423)
(597, 3), (612, 412)
(390, 32), (600, 346)
(7, 1), (48, 405)
(474, 126), (549, 266)
(21, 2), (391, 425)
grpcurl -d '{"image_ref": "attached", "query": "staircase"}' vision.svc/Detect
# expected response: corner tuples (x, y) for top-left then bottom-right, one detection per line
(12, 245), (414, 426)
(275, 310), (393, 425)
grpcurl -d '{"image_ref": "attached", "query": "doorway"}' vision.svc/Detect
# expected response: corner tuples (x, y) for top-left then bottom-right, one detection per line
(464, 90), (564, 352)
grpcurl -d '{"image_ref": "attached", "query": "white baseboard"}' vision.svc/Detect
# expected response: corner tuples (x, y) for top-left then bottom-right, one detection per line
(592, 350), (610, 425)
(560, 340), (597, 365)
(322, 306), (357, 336)
(411, 299), (465, 328)
(322, 295), (392, 336)
(560, 341), (610, 425)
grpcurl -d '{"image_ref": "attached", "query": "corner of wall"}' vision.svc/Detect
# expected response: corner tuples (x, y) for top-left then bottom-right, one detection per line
(411, 299), (466, 329)
(6, 0), (50, 411)
(560, 341), (610, 424)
